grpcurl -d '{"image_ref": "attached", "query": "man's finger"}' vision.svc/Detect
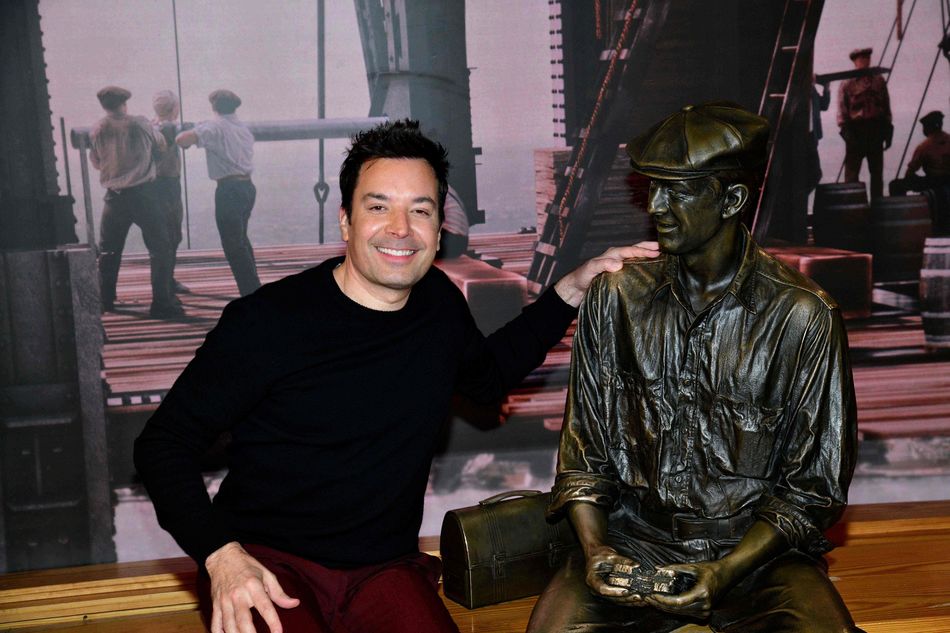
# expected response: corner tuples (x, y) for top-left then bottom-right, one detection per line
(252, 592), (284, 633)
(263, 572), (300, 609)
(234, 601), (259, 633)
(211, 603), (224, 633)
(221, 600), (238, 633)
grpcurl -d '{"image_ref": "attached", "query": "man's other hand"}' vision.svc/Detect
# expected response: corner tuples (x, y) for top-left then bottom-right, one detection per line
(205, 542), (300, 633)
(554, 242), (660, 307)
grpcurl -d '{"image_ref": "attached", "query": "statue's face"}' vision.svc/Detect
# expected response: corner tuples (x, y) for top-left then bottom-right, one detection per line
(647, 177), (727, 255)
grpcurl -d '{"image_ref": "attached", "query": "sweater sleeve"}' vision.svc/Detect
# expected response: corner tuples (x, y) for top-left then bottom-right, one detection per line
(454, 285), (577, 404)
(133, 298), (274, 565)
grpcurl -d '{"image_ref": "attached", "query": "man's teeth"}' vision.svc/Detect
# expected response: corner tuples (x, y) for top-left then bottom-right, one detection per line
(377, 246), (415, 256)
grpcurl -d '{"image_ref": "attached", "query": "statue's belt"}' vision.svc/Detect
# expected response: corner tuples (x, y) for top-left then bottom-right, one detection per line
(636, 506), (754, 541)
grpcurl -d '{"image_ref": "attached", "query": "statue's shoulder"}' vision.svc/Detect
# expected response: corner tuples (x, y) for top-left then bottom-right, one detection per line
(593, 256), (667, 300)
(754, 248), (838, 312)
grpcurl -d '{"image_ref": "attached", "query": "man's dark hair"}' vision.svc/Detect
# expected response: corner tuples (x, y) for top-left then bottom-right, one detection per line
(339, 119), (450, 223)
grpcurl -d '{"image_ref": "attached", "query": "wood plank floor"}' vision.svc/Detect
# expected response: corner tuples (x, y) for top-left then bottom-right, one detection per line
(3, 502), (950, 633)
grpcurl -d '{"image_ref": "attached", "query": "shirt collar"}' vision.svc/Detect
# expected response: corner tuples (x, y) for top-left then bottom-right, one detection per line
(651, 225), (759, 314)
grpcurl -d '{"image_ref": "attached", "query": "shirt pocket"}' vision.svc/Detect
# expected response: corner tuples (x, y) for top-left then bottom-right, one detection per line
(605, 370), (665, 487)
(706, 394), (784, 478)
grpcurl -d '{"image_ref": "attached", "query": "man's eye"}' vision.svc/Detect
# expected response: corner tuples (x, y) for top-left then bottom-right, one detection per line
(412, 208), (432, 216)
(369, 205), (386, 212)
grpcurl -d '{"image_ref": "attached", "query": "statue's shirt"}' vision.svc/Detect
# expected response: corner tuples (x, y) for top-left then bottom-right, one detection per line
(552, 228), (857, 557)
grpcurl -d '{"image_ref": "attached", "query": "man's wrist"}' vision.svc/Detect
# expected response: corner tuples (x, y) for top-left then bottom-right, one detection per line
(204, 540), (243, 570)
(553, 277), (583, 308)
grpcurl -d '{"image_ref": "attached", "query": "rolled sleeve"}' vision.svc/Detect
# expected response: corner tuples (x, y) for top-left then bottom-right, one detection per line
(549, 472), (619, 517)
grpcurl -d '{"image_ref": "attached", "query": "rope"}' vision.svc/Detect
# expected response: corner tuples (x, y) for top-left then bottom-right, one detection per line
(172, 0), (191, 249)
(894, 21), (950, 177)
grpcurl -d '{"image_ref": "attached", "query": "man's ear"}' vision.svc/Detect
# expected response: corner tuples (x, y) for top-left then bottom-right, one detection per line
(339, 207), (350, 242)
(721, 183), (749, 220)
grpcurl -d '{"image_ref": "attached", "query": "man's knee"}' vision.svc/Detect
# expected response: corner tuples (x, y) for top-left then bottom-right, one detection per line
(345, 561), (457, 633)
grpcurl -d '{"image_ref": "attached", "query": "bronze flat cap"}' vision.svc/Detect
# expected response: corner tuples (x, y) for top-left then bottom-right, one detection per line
(626, 103), (770, 180)
(209, 89), (242, 113)
(920, 110), (944, 126)
(97, 85), (131, 110)
(849, 47), (872, 60)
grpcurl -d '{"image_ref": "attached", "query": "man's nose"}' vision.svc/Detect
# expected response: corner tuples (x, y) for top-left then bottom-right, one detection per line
(387, 209), (411, 236)
(647, 187), (668, 216)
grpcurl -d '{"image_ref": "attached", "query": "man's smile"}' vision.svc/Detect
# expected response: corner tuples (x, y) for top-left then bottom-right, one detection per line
(375, 246), (418, 257)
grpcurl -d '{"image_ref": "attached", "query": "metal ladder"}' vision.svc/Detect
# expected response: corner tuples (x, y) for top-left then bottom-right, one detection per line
(527, 0), (645, 294)
(752, 0), (821, 236)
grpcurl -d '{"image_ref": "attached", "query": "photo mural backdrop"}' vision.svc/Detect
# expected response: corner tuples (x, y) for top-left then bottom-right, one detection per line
(1, 0), (946, 571)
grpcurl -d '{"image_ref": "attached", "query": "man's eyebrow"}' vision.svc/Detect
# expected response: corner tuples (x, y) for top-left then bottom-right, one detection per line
(361, 193), (436, 205)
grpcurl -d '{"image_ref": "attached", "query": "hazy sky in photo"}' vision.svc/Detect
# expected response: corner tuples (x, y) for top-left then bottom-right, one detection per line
(38, 1), (949, 253)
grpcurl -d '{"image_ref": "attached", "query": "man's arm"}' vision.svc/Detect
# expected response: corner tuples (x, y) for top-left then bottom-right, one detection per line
(454, 243), (657, 403)
(176, 128), (199, 148)
(133, 299), (296, 633)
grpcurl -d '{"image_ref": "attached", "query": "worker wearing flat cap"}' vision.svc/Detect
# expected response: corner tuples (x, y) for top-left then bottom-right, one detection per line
(838, 46), (892, 199)
(890, 110), (950, 234)
(89, 86), (182, 319)
(529, 103), (863, 633)
(176, 89), (260, 296)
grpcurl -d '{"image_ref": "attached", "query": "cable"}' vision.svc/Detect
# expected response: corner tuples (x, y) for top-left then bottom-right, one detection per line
(172, 0), (191, 249)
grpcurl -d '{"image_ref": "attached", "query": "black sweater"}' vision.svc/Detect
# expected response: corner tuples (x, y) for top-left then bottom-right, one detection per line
(133, 257), (576, 568)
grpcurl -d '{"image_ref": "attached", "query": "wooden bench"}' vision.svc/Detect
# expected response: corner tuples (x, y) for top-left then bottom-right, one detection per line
(3, 501), (950, 632)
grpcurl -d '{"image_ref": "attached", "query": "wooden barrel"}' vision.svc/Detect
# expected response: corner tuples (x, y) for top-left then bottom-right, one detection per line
(870, 195), (933, 283)
(812, 182), (871, 252)
(920, 237), (950, 348)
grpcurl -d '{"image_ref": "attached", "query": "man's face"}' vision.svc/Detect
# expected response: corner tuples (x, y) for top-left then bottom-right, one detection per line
(647, 177), (727, 255)
(853, 55), (871, 69)
(339, 158), (441, 306)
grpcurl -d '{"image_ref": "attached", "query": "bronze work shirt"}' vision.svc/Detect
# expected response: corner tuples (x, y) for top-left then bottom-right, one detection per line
(551, 229), (857, 556)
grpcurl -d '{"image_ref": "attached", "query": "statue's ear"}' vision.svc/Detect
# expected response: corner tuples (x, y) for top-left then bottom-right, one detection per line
(721, 183), (749, 220)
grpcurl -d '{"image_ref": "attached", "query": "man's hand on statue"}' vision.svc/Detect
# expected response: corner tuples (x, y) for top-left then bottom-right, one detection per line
(554, 242), (660, 307)
(205, 542), (300, 633)
(642, 560), (728, 618)
(584, 545), (648, 606)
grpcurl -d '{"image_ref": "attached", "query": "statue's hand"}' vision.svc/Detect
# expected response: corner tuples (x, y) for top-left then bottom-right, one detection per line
(642, 560), (726, 619)
(584, 545), (648, 606)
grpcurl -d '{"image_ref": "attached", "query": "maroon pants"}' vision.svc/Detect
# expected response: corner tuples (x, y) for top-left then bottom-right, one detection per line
(197, 544), (460, 633)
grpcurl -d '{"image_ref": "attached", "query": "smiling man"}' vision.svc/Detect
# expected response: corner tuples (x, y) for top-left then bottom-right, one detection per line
(134, 119), (654, 633)
(528, 103), (863, 633)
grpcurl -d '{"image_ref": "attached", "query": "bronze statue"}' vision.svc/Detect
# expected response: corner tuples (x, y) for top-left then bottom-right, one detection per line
(527, 103), (865, 632)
